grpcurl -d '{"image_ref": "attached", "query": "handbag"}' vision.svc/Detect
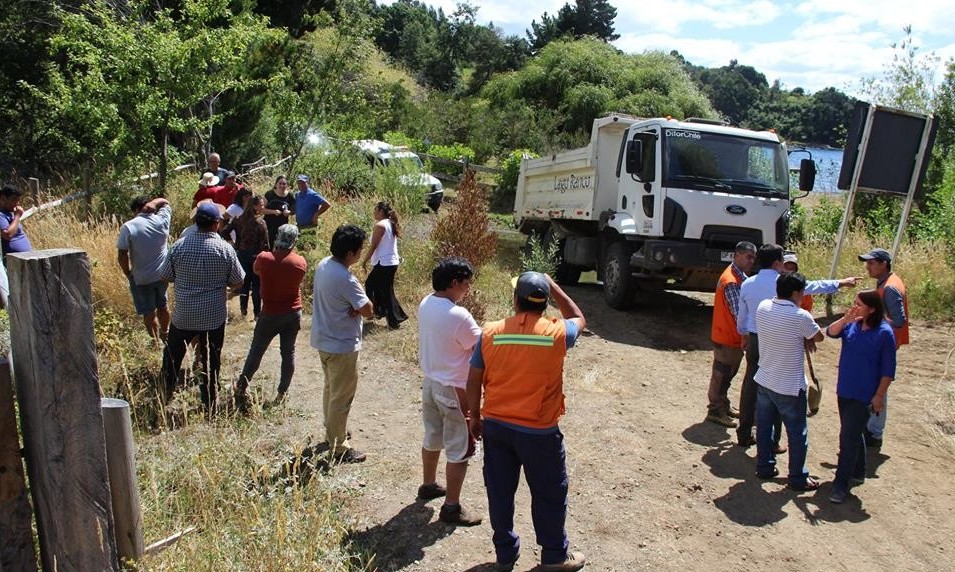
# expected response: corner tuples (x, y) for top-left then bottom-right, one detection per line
(806, 350), (822, 417)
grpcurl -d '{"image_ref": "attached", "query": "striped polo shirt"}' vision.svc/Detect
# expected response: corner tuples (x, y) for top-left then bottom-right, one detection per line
(754, 298), (821, 396)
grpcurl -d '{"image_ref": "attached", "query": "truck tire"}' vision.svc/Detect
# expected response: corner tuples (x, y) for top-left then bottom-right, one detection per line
(544, 227), (581, 286)
(603, 241), (635, 309)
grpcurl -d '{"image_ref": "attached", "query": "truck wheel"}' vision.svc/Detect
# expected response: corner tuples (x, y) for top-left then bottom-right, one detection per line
(544, 227), (581, 286)
(603, 241), (635, 309)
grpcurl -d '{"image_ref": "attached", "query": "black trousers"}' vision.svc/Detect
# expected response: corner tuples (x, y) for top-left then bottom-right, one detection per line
(364, 263), (408, 328)
(162, 322), (226, 411)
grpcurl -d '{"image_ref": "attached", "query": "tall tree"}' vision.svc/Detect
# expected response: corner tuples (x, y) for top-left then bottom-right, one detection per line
(527, 0), (618, 52)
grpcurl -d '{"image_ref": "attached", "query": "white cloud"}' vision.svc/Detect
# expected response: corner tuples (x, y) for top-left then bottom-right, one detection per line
(380, 0), (955, 94)
(614, 0), (782, 34)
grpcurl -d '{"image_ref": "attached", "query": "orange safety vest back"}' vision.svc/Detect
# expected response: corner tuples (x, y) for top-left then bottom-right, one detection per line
(878, 273), (909, 348)
(480, 313), (567, 429)
(712, 265), (743, 346)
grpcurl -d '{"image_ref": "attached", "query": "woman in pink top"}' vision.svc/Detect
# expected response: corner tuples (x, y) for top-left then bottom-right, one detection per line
(361, 201), (408, 329)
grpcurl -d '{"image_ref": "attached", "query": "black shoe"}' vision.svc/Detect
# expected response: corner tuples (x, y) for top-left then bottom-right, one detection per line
(864, 430), (882, 448)
(417, 482), (447, 500)
(737, 435), (756, 447)
(756, 467), (780, 480)
(332, 448), (366, 464)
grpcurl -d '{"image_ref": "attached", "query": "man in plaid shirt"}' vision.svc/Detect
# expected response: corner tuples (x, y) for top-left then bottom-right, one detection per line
(160, 202), (245, 414)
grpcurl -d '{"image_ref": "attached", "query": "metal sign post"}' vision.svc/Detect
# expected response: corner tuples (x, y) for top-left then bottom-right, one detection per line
(827, 105), (876, 285)
(890, 117), (934, 258)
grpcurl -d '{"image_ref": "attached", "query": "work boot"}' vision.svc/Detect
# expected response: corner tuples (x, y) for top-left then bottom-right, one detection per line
(438, 503), (482, 526)
(705, 411), (738, 428)
(540, 551), (586, 571)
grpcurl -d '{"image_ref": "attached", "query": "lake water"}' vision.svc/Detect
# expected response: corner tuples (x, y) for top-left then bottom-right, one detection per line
(788, 146), (844, 193)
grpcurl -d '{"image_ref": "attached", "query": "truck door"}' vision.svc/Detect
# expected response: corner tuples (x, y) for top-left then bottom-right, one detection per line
(620, 129), (660, 237)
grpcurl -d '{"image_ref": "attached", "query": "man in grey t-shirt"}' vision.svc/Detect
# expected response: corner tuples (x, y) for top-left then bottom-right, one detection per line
(117, 196), (172, 339)
(311, 224), (374, 463)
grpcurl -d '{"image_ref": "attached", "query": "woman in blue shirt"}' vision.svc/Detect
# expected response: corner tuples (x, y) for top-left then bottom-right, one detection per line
(825, 290), (896, 504)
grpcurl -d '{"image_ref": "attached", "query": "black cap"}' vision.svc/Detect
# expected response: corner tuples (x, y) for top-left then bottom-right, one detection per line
(858, 248), (891, 263)
(514, 272), (550, 303)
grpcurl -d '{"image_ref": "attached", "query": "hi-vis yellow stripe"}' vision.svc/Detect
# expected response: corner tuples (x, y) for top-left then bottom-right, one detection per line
(491, 334), (555, 347)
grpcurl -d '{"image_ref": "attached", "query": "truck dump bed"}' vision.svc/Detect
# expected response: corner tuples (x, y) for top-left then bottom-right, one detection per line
(515, 115), (639, 225)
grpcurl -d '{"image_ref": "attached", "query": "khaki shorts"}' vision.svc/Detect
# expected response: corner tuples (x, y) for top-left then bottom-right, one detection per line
(421, 377), (471, 463)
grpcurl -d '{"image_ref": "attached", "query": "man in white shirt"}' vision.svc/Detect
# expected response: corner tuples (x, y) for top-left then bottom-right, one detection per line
(753, 272), (825, 491)
(417, 257), (483, 526)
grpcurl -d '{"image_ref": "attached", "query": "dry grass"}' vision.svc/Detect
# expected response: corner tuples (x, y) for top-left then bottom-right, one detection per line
(791, 227), (955, 319)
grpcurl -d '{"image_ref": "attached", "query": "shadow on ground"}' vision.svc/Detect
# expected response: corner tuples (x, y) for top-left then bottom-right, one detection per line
(566, 284), (713, 351)
(344, 501), (454, 571)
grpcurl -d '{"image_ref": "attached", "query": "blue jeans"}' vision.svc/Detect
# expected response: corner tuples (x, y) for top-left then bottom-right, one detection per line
(482, 420), (569, 566)
(866, 391), (888, 438)
(834, 396), (869, 494)
(235, 310), (301, 395)
(755, 384), (809, 487)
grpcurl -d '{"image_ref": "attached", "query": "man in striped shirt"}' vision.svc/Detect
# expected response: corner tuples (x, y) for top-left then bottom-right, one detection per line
(735, 243), (857, 447)
(753, 272), (825, 491)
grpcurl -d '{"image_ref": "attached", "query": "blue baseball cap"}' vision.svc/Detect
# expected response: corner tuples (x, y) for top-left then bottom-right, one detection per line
(296, 174), (310, 183)
(194, 202), (222, 222)
(513, 272), (550, 303)
(858, 248), (891, 263)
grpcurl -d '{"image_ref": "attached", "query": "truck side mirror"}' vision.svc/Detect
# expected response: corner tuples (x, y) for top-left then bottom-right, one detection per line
(625, 140), (643, 174)
(799, 159), (816, 192)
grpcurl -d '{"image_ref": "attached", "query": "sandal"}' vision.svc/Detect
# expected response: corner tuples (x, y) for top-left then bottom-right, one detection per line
(789, 476), (820, 492)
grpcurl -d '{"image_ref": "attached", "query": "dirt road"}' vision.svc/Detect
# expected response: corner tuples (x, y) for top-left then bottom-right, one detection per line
(222, 284), (955, 571)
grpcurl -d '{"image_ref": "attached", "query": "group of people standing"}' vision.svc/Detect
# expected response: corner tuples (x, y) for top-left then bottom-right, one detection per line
(706, 241), (907, 503)
(115, 153), (408, 425)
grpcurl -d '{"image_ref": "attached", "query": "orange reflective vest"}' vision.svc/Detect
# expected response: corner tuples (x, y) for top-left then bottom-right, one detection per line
(879, 273), (909, 348)
(480, 313), (567, 429)
(712, 264), (744, 347)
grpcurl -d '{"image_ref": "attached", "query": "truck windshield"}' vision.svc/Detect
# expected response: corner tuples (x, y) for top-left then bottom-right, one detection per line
(662, 129), (788, 198)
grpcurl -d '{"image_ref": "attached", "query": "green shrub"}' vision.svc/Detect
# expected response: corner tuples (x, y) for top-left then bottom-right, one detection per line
(492, 149), (537, 213)
(519, 232), (559, 275)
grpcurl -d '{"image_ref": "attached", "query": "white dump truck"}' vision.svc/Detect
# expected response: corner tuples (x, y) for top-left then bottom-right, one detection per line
(514, 114), (816, 308)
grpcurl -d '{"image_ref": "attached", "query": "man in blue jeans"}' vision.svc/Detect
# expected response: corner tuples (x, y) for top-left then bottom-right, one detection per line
(753, 272), (825, 491)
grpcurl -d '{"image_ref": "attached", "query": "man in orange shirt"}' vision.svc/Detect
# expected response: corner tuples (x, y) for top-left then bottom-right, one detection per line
(706, 241), (756, 428)
(859, 248), (908, 448)
(467, 273), (587, 572)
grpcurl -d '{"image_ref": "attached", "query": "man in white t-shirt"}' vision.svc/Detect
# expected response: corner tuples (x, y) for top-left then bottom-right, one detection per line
(417, 257), (483, 526)
(753, 272), (824, 491)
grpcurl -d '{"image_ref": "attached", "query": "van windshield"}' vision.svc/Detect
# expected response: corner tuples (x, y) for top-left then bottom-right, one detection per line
(662, 129), (788, 198)
(382, 154), (424, 170)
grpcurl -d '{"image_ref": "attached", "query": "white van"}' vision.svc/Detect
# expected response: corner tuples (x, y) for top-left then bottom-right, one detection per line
(352, 140), (444, 211)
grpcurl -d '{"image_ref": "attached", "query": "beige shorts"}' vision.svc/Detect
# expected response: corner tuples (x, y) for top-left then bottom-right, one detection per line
(421, 378), (471, 463)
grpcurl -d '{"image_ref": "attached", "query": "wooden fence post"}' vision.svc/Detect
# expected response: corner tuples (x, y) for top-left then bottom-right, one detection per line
(101, 398), (144, 562)
(0, 357), (38, 572)
(7, 249), (119, 572)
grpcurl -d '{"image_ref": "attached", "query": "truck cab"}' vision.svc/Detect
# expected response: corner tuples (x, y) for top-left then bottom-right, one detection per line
(515, 115), (814, 309)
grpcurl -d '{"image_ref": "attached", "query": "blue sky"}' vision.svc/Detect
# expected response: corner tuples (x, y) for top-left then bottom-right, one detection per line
(383, 0), (955, 96)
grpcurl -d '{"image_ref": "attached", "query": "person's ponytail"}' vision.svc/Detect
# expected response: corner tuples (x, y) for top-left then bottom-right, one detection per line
(377, 201), (400, 238)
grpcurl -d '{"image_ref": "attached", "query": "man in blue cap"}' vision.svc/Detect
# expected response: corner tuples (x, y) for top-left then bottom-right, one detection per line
(160, 202), (245, 415)
(859, 247), (908, 448)
(294, 174), (331, 230)
(467, 272), (588, 572)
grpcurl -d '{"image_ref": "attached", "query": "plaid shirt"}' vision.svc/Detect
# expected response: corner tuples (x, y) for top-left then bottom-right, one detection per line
(722, 263), (747, 320)
(160, 231), (245, 330)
